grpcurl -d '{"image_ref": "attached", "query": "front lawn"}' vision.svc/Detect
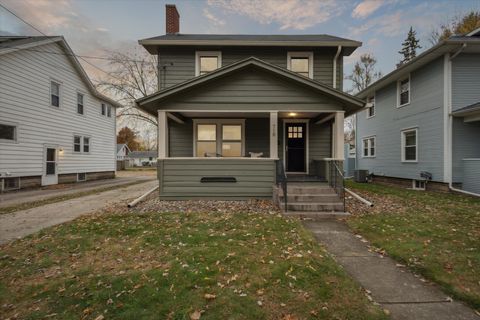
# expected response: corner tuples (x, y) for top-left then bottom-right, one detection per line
(0, 205), (386, 319)
(346, 181), (480, 310)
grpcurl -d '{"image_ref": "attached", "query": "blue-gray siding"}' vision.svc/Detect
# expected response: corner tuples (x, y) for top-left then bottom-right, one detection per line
(356, 57), (445, 182)
(452, 53), (480, 111)
(158, 47), (342, 90)
(462, 159), (480, 194)
(157, 158), (275, 199)
(452, 118), (480, 183)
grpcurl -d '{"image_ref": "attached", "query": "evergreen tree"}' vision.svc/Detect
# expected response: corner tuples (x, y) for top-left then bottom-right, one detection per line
(399, 27), (421, 65)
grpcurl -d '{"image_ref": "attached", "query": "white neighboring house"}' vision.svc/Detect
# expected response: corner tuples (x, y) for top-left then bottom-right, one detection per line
(116, 144), (131, 160)
(128, 150), (157, 166)
(0, 36), (122, 191)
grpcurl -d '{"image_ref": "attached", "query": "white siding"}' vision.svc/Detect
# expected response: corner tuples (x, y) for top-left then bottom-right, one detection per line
(0, 42), (116, 177)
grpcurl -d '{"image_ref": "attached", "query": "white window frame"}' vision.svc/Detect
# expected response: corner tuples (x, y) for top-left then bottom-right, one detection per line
(83, 136), (91, 153)
(287, 52), (314, 79)
(73, 135), (82, 153)
(412, 179), (426, 190)
(107, 105), (112, 118)
(366, 94), (375, 118)
(50, 79), (62, 108)
(361, 136), (376, 158)
(195, 51), (222, 77)
(401, 127), (418, 163)
(77, 172), (87, 182)
(0, 121), (18, 144)
(397, 74), (411, 108)
(2, 177), (20, 191)
(76, 91), (85, 115)
(192, 119), (245, 157)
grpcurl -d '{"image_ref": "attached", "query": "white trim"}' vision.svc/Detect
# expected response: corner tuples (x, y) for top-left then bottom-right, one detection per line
(0, 121), (19, 144)
(466, 27), (480, 36)
(443, 53), (451, 183)
(158, 111), (168, 158)
(333, 45), (342, 88)
(411, 179), (426, 190)
(361, 135), (376, 158)
(161, 109), (345, 113)
(195, 51), (222, 77)
(270, 112), (278, 159)
(366, 94), (376, 119)
(396, 74), (411, 108)
(42, 144), (59, 186)
(157, 157), (278, 161)
(401, 127), (418, 163)
(282, 119), (309, 174)
(192, 119), (245, 157)
(287, 51), (314, 79)
(77, 172), (87, 182)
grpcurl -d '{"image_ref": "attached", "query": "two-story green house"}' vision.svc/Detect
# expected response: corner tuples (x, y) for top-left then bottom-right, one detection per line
(136, 5), (364, 211)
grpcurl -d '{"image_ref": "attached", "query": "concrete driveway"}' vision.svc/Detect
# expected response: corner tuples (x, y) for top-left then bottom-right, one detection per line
(0, 178), (158, 245)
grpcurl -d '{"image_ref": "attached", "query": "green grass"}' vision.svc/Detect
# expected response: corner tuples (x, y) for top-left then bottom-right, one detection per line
(0, 180), (146, 215)
(0, 209), (387, 319)
(346, 180), (480, 310)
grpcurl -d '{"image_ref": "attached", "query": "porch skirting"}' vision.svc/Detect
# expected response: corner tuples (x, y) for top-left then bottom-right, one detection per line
(157, 158), (276, 200)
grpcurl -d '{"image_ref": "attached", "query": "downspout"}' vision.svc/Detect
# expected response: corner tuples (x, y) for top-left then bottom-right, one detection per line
(332, 45), (342, 89)
(446, 43), (479, 197)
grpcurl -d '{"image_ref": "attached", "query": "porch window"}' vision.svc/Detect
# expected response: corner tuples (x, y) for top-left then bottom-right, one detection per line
(222, 125), (242, 157)
(287, 52), (313, 78)
(196, 124), (217, 157)
(362, 136), (375, 157)
(196, 51), (222, 76)
(401, 128), (417, 162)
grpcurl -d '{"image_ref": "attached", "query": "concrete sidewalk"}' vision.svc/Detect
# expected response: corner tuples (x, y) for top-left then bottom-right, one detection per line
(0, 171), (155, 208)
(303, 218), (479, 320)
(0, 180), (158, 245)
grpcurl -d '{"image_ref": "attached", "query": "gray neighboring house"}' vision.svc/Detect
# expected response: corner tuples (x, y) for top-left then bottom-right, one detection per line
(128, 150), (157, 166)
(356, 28), (480, 195)
(135, 5), (364, 207)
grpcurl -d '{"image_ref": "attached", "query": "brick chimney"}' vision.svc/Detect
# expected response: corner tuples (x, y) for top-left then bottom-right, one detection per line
(165, 4), (180, 34)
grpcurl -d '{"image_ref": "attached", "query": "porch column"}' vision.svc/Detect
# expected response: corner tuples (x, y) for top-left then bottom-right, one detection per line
(270, 111), (278, 159)
(158, 110), (168, 158)
(333, 111), (345, 160)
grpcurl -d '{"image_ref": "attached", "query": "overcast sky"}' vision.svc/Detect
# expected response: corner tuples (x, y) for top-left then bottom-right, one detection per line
(1, 0), (479, 92)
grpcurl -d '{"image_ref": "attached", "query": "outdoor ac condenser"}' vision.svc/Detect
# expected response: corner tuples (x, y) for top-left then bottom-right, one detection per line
(354, 170), (369, 183)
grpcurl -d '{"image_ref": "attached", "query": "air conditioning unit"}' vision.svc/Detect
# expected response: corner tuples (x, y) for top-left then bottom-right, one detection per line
(354, 170), (369, 183)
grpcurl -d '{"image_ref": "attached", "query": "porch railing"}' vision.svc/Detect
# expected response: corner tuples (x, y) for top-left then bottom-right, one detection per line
(275, 160), (288, 212)
(328, 160), (345, 211)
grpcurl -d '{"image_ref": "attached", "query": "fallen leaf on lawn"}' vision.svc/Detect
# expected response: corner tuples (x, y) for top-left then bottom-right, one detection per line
(190, 310), (202, 320)
(204, 293), (216, 300)
(94, 315), (105, 320)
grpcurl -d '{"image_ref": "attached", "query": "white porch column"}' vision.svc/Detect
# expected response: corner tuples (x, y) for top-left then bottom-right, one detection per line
(334, 111), (345, 160)
(270, 111), (278, 159)
(158, 110), (168, 158)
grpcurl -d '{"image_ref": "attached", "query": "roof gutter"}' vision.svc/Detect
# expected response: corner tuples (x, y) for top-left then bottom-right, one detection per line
(333, 45), (342, 89)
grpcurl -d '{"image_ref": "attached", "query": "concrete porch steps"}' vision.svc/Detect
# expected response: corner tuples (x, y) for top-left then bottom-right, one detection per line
(283, 211), (350, 220)
(282, 201), (344, 212)
(277, 183), (345, 213)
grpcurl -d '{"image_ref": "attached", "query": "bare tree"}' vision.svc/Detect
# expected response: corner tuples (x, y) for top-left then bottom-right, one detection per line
(96, 47), (158, 127)
(346, 53), (382, 94)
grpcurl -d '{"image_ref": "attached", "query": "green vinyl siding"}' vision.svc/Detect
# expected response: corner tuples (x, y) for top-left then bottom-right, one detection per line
(157, 158), (276, 199)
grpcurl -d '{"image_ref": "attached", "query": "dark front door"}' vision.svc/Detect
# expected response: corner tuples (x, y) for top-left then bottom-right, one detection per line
(285, 123), (306, 172)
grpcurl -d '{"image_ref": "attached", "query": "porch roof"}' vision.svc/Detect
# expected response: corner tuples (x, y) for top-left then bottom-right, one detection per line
(136, 57), (364, 116)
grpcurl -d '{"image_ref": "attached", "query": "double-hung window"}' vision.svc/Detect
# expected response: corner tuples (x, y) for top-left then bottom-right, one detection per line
(51, 81), (60, 107)
(195, 51), (222, 76)
(73, 135), (81, 152)
(195, 120), (244, 157)
(0, 123), (17, 143)
(287, 52), (313, 78)
(77, 93), (84, 115)
(362, 136), (375, 158)
(107, 105), (112, 117)
(83, 137), (90, 153)
(366, 95), (375, 118)
(101, 103), (106, 116)
(401, 128), (417, 162)
(397, 76), (410, 107)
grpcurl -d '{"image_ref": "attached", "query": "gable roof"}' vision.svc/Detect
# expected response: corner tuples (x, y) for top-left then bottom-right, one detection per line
(116, 143), (130, 153)
(357, 36), (480, 99)
(128, 150), (157, 159)
(139, 33), (361, 55)
(0, 36), (123, 108)
(136, 57), (364, 116)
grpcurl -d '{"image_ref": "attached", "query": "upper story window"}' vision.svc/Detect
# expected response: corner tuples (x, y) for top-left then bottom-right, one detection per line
(195, 51), (222, 76)
(83, 137), (90, 153)
(287, 52), (313, 79)
(77, 93), (84, 115)
(51, 81), (60, 107)
(362, 136), (375, 158)
(401, 128), (417, 162)
(0, 123), (17, 143)
(107, 105), (112, 118)
(366, 95), (375, 118)
(397, 75), (410, 107)
(101, 103), (106, 116)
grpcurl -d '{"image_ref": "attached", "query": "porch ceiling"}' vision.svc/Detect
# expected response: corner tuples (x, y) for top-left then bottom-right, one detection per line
(177, 111), (327, 119)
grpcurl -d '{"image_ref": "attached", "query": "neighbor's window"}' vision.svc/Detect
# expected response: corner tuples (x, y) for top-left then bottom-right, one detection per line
(398, 76), (410, 107)
(101, 103), (106, 116)
(287, 52), (313, 78)
(77, 93), (84, 115)
(362, 136), (375, 157)
(0, 123), (16, 142)
(107, 105), (112, 117)
(196, 51), (221, 76)
(402, 128), (417, 162)
(73, 135), (81, 152)
(367, 95), (375, 118)
(222, 125), (242, 157)
(51, 81), (60, 107)
(196, 124), (217, 157)
(83, 137), (90, 153)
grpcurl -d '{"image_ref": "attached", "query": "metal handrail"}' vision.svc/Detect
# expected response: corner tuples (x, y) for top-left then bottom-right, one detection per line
(329, 160), (345, 211)
(275, 160), (288, 212)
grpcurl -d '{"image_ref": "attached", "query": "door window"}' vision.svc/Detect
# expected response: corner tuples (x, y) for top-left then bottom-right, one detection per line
(46, 148), (56, 175)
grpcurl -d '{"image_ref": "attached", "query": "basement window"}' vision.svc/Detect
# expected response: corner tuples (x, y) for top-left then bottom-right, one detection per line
(77, 172), (86, 182)
(412, 180), (426, 190)
(3, 177), (20, 191)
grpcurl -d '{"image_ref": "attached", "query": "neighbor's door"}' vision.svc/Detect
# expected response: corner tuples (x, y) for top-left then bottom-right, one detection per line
(285, 123), (306, 173)
(42, 146), (58, 186)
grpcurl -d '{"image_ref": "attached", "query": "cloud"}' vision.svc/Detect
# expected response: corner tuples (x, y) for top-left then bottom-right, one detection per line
(203, 8), (226, 26)
(352, 0), (385, 18)
(207, 0), (345, 30)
